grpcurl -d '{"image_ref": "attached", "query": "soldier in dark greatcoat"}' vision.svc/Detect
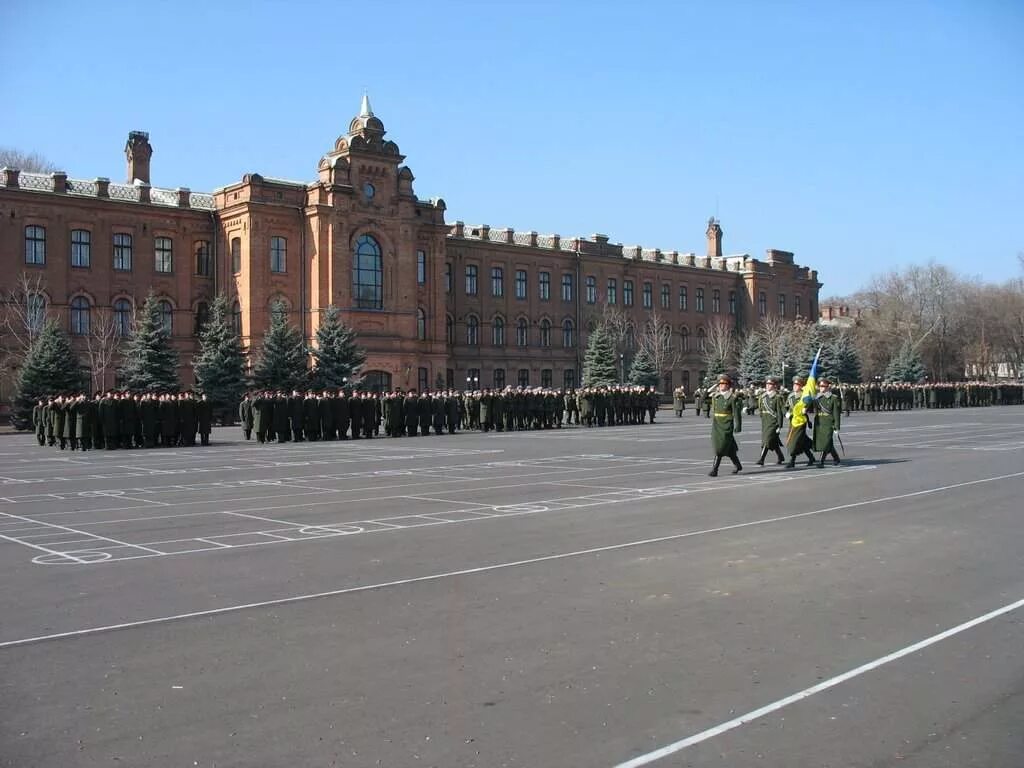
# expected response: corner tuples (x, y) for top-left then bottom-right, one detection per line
(239, 394), (254, 440)
(708, 374), (743, 477)
(755, 377), (787, 466)
(197, 393), (213, 446)
(813, 378), (842, 467)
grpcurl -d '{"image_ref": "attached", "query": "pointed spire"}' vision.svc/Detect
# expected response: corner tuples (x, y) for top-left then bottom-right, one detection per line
(359, 92), (373, 118)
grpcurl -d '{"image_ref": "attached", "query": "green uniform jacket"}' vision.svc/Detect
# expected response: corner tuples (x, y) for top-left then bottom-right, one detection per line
(758, 391), (786, 449)
(710, 391), (742, 457)
(812, 391), (841, 452)
(785, 392), (812, 455)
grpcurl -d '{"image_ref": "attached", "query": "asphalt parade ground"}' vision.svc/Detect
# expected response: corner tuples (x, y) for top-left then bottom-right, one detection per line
(1, 407), (1023, 768)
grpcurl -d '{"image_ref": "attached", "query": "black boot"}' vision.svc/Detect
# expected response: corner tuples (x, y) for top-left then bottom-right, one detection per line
(785, 455), (796, 468)
(817, 455), (826, 468)
(805, 451), (816, 467)
(730, 454), (743, 475)
(755, 447), (768, 466)
(708, 456), (722, 477)
(831, 448), (841, 466)
(775, 449), (786, 464)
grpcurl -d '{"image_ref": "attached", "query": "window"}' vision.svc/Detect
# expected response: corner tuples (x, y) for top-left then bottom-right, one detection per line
(70, 296), (90, 336)
(417, 250), (427, 285)
(642, 282), (653, 309)
(446, 314), (454, 345)
(795, 295), (802, 317)
(445, 262), (452, 293)
(492, 316), (505, 346)
(446, 369), (454, 388)
(493, 368), (506, 389)
(418, 367), (429, 392)
(516, 317), (528, 347)
(585, 275), (597, 304)
(353, 234), (383, 309)
(157, 300), (173, 335)
(680, 326), (690, 352)
(541, 369), (552, 388)
(624, 280), (634, 307)
(194, 301), (209, 336)
(113, 233), (133, 271)
(759, 291), (767, 317)
(540, 318), (551, 347)
(661, 283), (670, 310)
(679, 285), (688, 311)
(539, 271), (551, 300)
(491, 266), (504, 297)
(562, 318), (575, 348)
(114, 298), (133, 336)
(27, 293), (46, 332)
(155, 236), (173, 273)
(518, 368), (530, 387)
(270, 236), (287, 273)
(561, 273), (573, 301)
(711, 289), (720, 314)
(563, 369), (576, 389)
(607, 278), (617, 305)
(231, 300), (242, 336)
(696, 288), (705, 313)
(417, 308), (427, 340)
(231, 237), (241, 273)
(467, 368), (480, 388)
(682, 370), (690, 391)
(465, 264), (478, 296)
(697, 327), (707, 352)
(71, 229), (91, 268)
(195, 240), (211, 276)
(515, 270), (527, 299)
(466, 315), (479, 345)
(778, 294), (787, 317)
(729, 290), (737, 316)
(24, 225), (45, 265)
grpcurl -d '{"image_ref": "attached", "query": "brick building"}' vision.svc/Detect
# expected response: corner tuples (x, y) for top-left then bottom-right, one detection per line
(1, 96), (820, 399)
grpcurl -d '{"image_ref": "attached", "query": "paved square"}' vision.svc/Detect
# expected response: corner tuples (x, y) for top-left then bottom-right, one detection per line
(1, 408), (1023, 766)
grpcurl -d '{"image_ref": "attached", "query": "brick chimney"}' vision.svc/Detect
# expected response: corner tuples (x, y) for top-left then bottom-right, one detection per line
(705, 217), (722, 259)
(125, 131), (153, 184)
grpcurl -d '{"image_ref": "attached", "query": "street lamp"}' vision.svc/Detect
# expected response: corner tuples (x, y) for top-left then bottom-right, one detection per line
(620, 353), (625, 383)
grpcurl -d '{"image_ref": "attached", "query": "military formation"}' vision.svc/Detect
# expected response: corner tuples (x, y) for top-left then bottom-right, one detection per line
(236, 385), (663, 443)
(32, 391), (214, 450)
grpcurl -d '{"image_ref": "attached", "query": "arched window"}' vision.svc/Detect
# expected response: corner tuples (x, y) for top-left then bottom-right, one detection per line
(70, 296), (90, 336)
(416, 308), (427, 340)
(157, 300), (173, 336)
(680, 326), (690, 352)
(466, 315), (479, 346)
(492, 316), (505, 346)
(114, 298), (133, 336)
(562, 318), (575, 348)
(24, 225), (45, 265)
(231, 300), (242, 336)
(516, 317), (528, 347)
(194, 301), (210, 336)
(539, 318), (551, 348)
(353, 234), (383, 309)
(445, 314), (454, 345)
(26, 293), (46, 332)
(697, 327), (707, 352)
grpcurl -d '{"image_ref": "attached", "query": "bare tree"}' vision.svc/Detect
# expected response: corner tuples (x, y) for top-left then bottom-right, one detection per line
(0, 147), (57, 173)
(84, 307), (123, 393)
(637, 309), (680, 377)
(597, 304), (633, 357)
(1, 272), (50, 378)
(701, 317), (736, 378)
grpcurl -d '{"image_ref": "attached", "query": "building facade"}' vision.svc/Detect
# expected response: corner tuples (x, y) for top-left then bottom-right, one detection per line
(0, 97), (820, 398)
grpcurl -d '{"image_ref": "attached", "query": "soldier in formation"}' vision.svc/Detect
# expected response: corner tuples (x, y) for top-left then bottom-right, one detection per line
(754, 377), (787, 466)
(812, 377), (842, 467)
(707, 373), (743, 477)
(32, 391), (213, 450)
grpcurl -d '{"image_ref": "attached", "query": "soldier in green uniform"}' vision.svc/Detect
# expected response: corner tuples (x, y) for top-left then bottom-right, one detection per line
(140, 393), (159, 448)
(812, 378), (842, 467)
(785, 376), (817, 468)
(197, 393), (213, 446)
(708, 373), (743, 477)
(755, 377), (787, 466)
(33, 399), (46, 446)
(239, 393), (254, 440)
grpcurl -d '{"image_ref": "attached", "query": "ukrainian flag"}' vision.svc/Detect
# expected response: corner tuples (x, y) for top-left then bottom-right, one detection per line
(790, 347), (822, 430)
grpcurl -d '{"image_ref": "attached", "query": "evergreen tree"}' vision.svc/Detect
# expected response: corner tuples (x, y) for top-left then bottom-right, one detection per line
(11, 318), (85, 429)
(309, 305), (366, 389)
(827, 330), (862, 384)
(252, 301), (309, 391)
(885, 341), (925, 382)
(627, 345), (659, 387)
(582, 323), (618, 387)
(118, 292), (180, 392)
(193, 294), (248, 420)
(737, 332), (771, 384)
(798, 322), (830, 377)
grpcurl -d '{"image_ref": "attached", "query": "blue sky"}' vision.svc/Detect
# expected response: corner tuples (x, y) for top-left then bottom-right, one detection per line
(2, 0), (1022, 298)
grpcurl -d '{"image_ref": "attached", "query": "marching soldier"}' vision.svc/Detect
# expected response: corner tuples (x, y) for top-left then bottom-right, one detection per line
(672, 385), (686, 417)
(813, 378), (842, 467)
(708, 373), (743, 477)
(755, 377), (787, 466)
(785, 376), (817, 468)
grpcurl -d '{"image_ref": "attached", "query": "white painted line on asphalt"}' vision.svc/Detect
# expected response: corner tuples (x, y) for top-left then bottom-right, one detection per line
(613, 595), (1024, 767)
(1, 469), (1021, 649)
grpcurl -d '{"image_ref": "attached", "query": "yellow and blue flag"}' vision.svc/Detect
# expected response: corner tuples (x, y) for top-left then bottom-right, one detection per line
(790, 346), (822, 430)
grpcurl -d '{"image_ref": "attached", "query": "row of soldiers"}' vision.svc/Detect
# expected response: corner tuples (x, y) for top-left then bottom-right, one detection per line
(32, 391), (215, 450)
(705, 373), (843, 477)
(692, 380), (1023, 417)
(238, 385), (663, 443)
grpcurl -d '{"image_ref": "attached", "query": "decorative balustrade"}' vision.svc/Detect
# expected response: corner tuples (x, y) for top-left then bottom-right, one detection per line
(17, 172), (53, 192)
(2, 168), (216, 211)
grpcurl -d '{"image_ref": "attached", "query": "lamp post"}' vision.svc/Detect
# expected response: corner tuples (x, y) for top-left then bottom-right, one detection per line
(620, 353), (625, 384)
